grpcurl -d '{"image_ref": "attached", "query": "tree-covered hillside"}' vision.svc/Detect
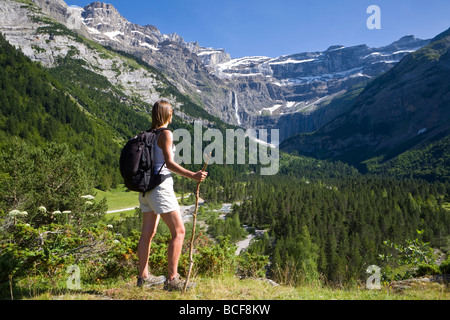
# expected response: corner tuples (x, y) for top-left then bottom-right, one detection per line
(0, 32), (126, 190)
(0, 30), (235, 191)
(231, 174), (450, 284)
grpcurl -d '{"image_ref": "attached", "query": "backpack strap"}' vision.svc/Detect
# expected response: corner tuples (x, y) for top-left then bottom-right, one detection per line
(150, 127), (171, 174)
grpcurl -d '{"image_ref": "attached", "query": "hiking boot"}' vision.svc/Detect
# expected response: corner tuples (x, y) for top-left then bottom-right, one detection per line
(164, 274), (196, 292)
(137, 274), (166, 287)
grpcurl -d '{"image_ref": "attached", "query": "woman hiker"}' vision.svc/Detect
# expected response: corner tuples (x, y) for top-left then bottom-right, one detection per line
(136, 99), (208, 291)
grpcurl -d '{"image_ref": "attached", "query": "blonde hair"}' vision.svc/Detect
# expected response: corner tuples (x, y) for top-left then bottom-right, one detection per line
(151, 99), (173, 129)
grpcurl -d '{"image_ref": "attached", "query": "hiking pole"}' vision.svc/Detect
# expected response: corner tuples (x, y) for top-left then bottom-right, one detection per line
(183, 152), (211, 294)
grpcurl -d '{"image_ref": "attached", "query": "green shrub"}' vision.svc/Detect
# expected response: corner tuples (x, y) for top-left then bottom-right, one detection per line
(415, 263), (440, 277)
(237, 252), (269, 278)
(439, 255), (450, 274)
(194, 236), (237, 277)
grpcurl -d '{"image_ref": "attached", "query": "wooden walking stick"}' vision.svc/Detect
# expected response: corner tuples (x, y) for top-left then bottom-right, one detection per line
(183, 152), (211, 293)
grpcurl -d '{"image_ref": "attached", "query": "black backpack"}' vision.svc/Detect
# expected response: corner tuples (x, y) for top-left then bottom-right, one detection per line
(119, 128), (171, 195)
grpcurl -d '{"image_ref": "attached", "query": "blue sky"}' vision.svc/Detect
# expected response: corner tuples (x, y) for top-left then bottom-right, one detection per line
(68, 0), (450, 58)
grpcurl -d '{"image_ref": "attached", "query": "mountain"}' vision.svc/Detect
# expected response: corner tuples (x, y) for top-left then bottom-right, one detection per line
(20, 0), (429, 142)
(1, 0), (232, 127)
(80, 1), (431, 140)
(77, 1), (237, 124)
(280, 27), (450, 179)
(78, 1), (429, 140)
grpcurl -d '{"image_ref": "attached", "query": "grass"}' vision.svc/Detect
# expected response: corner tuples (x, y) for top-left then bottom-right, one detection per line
(94, 185), (140, 212)
(19, 274), (450, 301)
(104, 209), (137, 220)
(94, 184), (196, 221)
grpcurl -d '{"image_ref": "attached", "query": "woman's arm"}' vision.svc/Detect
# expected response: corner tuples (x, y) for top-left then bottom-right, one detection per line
(158, 130), (207, 183)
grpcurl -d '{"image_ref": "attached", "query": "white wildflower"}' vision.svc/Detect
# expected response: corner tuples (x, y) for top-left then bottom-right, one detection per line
(38, 206), (47, 213)
(107, 224), (113, 229)
(8, 210), (21, 217)
(53, 210), (62, 215)
(81, 195), (95, 200)
(62, 210), (72, 214)
(85, 201), (93, 205)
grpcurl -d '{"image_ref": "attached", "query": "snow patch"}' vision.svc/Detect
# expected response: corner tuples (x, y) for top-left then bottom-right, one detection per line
(217, 56), (271, 71)
(327, 46), (346, 51)
(139, 42), (159, 51)
(104, 31), (124, 41)
(197, 50), (224, 56)
(392, 48), (421, 55)
(286, 101), (297, 108)
(259, 104), (282, 115)
(350, 72), (371, 79)
(131, 30), (145, 36)
(86, 27), (100, 35)
(269, 58), (316, 65)
(282, 67), (366, 85)
(371, 60), (400, 65)
(417, 128), (427, 135)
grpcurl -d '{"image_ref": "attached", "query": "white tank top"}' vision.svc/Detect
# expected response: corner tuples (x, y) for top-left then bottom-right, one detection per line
(153, 132), (175, 175)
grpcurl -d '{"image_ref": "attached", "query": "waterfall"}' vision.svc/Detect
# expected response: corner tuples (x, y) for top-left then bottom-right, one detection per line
(233, 91), (241, 125)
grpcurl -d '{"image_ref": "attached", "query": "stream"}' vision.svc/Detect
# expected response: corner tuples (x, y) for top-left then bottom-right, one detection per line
(181, 202), (266, 255)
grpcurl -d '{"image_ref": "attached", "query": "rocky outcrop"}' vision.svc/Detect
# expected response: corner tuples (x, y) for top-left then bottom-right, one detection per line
(78, 1), (235, 122)
(186, 41), (231, 68)
(0, 0), (176, 115)
(217, 37), (428, 114)
(30, 0), (93, 39)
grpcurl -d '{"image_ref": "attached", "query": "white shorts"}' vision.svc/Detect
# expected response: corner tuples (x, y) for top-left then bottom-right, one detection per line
(139, 176), (180, 214)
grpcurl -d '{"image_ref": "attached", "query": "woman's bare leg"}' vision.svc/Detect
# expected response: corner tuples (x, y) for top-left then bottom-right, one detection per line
(160, 209), (185, 280)
(137, 211), (160, 279)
